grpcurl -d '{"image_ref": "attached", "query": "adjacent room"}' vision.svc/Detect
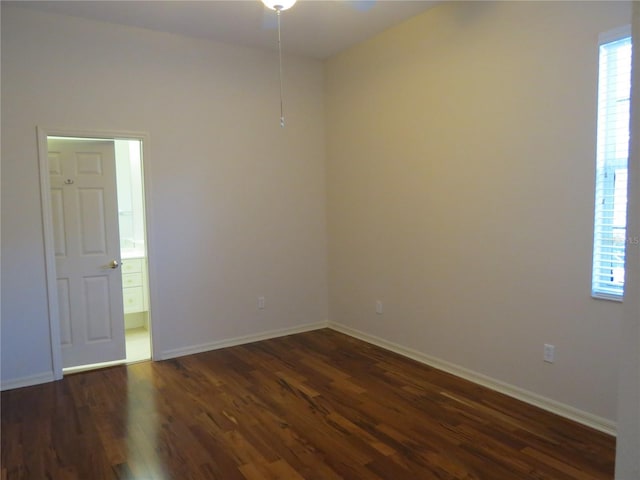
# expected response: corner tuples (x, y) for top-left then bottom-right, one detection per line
(1, 1), (639, 478)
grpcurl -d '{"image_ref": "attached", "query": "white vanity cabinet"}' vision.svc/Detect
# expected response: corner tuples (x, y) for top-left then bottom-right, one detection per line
(121, 257), (148, 314)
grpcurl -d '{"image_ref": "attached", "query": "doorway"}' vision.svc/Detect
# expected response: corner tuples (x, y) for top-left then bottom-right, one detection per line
(39, 130), (152, 375)
(114, 139), (151, 365)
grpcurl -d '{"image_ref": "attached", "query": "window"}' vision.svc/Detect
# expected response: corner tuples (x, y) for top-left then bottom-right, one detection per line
(591, 27), (632, 300)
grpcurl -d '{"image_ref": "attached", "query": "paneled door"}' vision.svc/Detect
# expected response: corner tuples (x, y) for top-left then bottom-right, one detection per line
(48, 138), (125, 368)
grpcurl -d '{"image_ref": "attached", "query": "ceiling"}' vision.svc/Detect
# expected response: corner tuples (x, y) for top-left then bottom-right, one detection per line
(10, 0), (437, 59)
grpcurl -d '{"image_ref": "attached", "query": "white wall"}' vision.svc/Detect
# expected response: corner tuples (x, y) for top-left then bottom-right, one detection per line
(615, 2), (640, 477)
(326, 1), (631, 424)
(1, 6), (328, 386)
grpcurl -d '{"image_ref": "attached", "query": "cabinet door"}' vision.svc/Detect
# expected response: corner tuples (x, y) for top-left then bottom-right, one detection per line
(123, 287), (144, 314)
(122, 272), (142, 288)
(121, 259), (142, 274)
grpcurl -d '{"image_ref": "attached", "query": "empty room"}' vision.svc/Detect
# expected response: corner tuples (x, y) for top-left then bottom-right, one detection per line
(1, 1), (639, 479)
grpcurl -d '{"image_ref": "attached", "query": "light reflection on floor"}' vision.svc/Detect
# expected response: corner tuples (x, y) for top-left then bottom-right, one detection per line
(126, 327), (151, 363)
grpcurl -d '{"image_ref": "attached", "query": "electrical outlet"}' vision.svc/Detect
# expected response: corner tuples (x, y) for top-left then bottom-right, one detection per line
(543, 344), (555, 363)
(258, 296), (265, 310)
(375, 300), (383, 315)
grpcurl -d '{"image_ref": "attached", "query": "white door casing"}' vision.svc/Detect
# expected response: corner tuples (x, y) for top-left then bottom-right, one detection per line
(48, 138), (126, 368)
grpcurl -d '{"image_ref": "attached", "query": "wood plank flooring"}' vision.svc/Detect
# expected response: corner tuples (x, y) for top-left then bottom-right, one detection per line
(1, 329), (615, 479)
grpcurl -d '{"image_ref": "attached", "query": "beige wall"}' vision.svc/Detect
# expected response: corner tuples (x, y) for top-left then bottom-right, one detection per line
(326, 1), (631, 422)
(1, 6), (328, 385)
(615, 2), (640, 477)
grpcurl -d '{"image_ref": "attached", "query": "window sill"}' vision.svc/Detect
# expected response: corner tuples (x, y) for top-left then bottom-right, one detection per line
(591, 292), (624, 303)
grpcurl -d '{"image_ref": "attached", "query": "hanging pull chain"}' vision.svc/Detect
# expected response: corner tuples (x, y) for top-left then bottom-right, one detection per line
(277, 8), (285, 128)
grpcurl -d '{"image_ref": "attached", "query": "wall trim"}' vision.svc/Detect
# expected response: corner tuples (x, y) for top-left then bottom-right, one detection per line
(2, 320), (616, 437)
(157, 321), (329, 360)
(1, 371), (56, 391)
(328, 322), (617, 436)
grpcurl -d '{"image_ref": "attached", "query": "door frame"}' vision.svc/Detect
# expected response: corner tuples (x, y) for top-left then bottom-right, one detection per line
(37, 126), (155, 379)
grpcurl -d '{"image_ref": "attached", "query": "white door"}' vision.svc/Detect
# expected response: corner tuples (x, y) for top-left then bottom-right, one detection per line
(48, 138), (126, 368)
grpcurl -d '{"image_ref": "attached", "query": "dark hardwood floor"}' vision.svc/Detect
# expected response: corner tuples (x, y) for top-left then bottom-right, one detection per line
(1, 329), (615, 479)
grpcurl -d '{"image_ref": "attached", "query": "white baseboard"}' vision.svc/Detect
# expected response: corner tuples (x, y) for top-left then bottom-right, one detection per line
(63, 359), (127, 375)
(158, 321), (330, 360)
(1, 321), (617, 436)
(1, 371), (56, 391)
(328, 322), (617, 436)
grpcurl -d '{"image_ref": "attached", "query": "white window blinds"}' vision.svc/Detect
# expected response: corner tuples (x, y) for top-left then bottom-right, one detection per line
(592, 29), (632, 300)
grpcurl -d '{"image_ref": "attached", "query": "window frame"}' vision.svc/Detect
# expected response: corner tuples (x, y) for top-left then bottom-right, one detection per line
(591, 25), (632, 301)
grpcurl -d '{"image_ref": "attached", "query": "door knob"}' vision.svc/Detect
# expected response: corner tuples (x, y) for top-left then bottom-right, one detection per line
(109, 260), (120, 269)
